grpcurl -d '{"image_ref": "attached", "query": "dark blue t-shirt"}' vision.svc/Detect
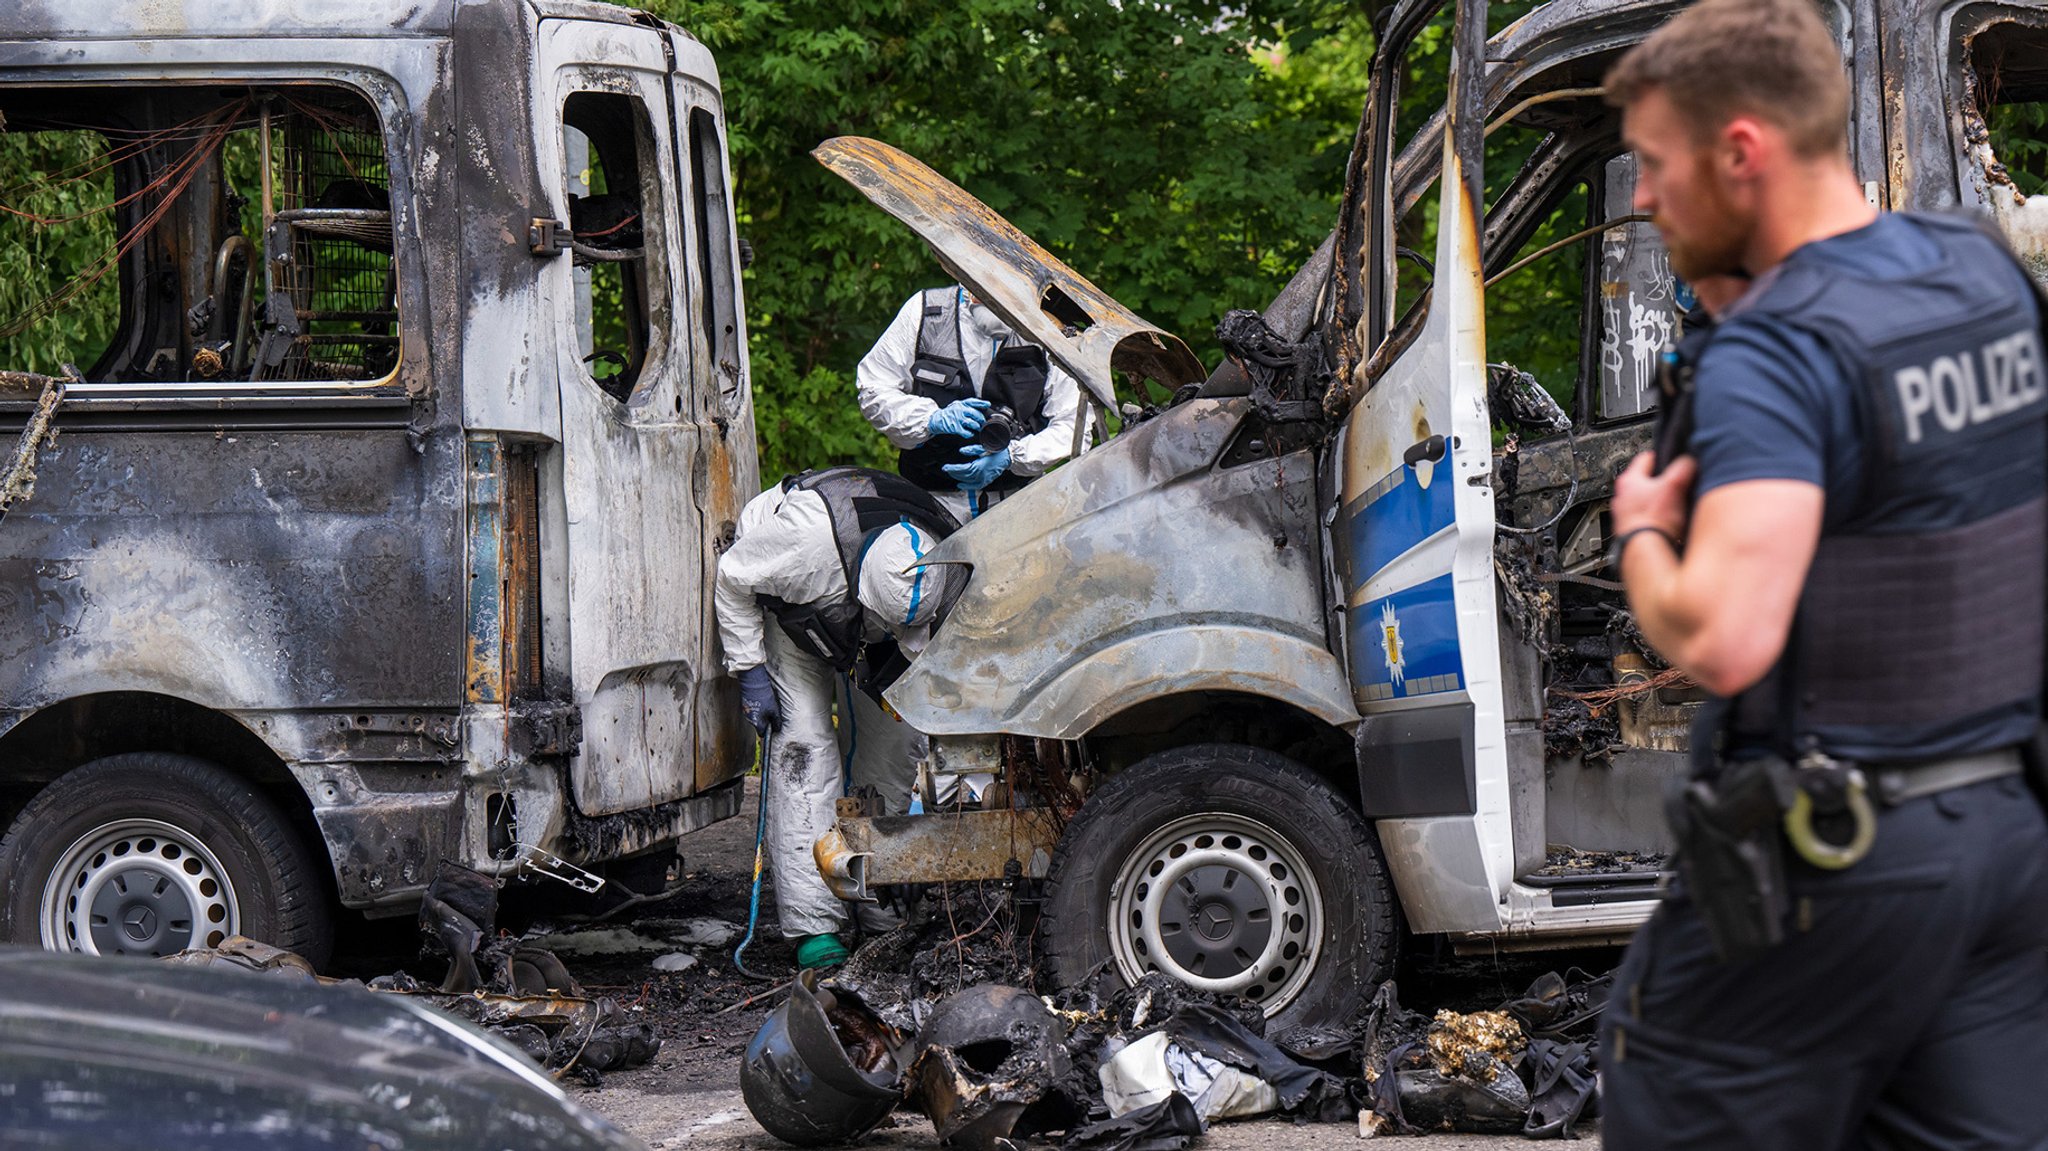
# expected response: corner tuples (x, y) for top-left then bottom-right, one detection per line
(1691, 213), (1952, 520)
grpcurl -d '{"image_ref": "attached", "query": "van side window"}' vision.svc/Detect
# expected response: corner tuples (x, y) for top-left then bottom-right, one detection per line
(687, 107), (741, 416)
(0, 85), (402, 384)
(562, 91), (669, 405)
(1977, 58), (2048, 195)
(1963, 18), (2048, 278)
(1484, 173), (1593, 425)
(1479, 106), (1597, 431)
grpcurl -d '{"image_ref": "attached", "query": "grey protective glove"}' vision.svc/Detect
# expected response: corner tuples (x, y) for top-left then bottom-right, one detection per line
(737, 665), (779, 733)
(927, 398), (992, 439)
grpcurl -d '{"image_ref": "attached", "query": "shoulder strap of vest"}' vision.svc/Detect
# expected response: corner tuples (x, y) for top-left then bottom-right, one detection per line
(1732, 213), (2023, 333)
(915, 287), (965, 364)
(1722, 252), (1828, 323)
(791, 465), (961, 587)
(1899, 209), (1996, 241)
(1935, 209), (2048, 332)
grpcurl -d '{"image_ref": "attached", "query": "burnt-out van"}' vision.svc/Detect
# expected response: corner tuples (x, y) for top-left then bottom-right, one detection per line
(812, 0), (2048, 1029)
(0, 0), (756, 964)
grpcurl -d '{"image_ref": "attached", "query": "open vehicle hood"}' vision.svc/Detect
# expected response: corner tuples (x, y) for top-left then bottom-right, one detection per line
(816, 143), (1351, 741)
(813, 137), (1207, 411)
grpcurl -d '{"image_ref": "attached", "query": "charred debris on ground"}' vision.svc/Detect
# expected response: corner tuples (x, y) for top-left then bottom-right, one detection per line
(738, 878), (1610, 1147)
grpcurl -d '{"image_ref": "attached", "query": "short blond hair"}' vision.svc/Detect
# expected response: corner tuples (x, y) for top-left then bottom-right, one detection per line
(1605, 0), (1849, 158)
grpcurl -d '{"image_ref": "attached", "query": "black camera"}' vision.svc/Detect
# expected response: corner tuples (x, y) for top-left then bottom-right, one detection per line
(976, 404), (1019, 450)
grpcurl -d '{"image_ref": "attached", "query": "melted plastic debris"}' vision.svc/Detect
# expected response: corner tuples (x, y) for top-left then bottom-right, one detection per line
(1352, 974), (1604, 1138)
(1425, 1010), (1527, 1081)
(1541, 846), (1668, 876)
(909, 983), (1081, 1151)
(521, 926), (672, 957)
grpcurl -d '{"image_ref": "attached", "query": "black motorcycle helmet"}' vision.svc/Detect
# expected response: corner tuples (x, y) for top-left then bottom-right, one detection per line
(740, 970), (908, 1147)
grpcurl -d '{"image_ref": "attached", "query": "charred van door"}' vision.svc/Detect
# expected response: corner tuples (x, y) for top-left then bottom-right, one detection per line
(670, 44), (759, 800)
(1332, 0), (1517, 933)
(536, 19), (707, 816)
(1337, 0), (1874, 940)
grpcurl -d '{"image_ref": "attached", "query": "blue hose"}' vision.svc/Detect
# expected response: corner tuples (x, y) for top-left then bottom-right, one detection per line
(733, 729), (773, 982)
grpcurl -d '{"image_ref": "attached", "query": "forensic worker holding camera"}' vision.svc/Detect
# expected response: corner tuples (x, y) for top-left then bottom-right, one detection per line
(1600, 0), (2048, 1144)
(856, 285), (1084, 521)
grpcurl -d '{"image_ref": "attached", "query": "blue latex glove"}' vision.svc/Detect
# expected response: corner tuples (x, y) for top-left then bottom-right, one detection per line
(944, 445), (1011, 492)
(737, 666), (780, 733)
(926, 398), (992, 439)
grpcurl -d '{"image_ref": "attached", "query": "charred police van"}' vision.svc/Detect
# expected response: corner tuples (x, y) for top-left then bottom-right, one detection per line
(0, 0), (756, 964)
(813, 0), (2048, 1028)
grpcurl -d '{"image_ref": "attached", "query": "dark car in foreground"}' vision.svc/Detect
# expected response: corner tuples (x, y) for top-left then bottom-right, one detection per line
(0, 948), (648, 1150)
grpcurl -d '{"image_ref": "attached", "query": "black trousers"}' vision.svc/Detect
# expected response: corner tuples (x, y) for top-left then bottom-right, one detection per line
(1600, 775), (2048, 1150)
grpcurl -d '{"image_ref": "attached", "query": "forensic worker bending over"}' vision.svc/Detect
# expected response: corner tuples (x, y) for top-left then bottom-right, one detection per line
(856, 285), (1083, 522)
(1599, 0), (2048, 1144)
(713, 466), (961, 970)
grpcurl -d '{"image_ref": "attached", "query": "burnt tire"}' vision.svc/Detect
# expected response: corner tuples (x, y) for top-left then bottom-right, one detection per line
(1040, 743), (1395, 1030)
(0, 753), (333, 967)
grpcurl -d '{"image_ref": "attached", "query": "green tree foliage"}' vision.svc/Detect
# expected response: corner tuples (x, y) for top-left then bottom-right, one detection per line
(640, 0), (1376, 477)
(644, 0), (1605, 476)
(0, 130), (119, 375)
(0, 3), (1594, 456)
(1985, 99), (2048, 198)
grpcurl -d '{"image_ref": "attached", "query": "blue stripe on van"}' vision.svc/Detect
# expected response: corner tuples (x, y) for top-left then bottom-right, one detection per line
(1345, 464), (1455, 589)
(1348, 573), (1464, 704)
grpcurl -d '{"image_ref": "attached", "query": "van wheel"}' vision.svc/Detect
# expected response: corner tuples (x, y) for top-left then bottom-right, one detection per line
(0, 753), (333, 967)
(1040, 744), (1395, 1029)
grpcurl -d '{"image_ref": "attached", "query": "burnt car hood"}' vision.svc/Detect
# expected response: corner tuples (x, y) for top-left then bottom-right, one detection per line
(0, 948), (647, 1151)
(876, 393), (1357, 739)
(813, 136), (1207, 410)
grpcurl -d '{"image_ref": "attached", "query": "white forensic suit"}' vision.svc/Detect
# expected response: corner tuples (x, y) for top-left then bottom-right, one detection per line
(713, 475), (955, 940)
(856, 286), (1088, 522)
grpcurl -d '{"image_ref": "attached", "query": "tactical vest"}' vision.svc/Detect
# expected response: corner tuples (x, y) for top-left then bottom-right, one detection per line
(757, 466), (959, 692)
(899, 287), (1052, 493)
(1728, 213), (2048, 762)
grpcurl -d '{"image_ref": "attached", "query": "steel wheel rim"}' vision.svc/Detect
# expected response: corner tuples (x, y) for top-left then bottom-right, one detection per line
(40, 818), (240, 957)
(1107, 812), (1324, 1015)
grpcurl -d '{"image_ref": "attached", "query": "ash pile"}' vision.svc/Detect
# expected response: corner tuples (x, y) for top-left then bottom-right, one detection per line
(739, 887), (1609, 1147)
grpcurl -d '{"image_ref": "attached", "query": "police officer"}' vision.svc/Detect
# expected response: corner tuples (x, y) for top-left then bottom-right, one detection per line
(1602, 0), (2048, 1143)
(856, 285), (1084, 521)
(713, 466), (961, 969)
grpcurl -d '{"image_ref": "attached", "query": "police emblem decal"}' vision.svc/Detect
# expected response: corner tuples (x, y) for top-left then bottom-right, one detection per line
(1380, 601), (1406, 687)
